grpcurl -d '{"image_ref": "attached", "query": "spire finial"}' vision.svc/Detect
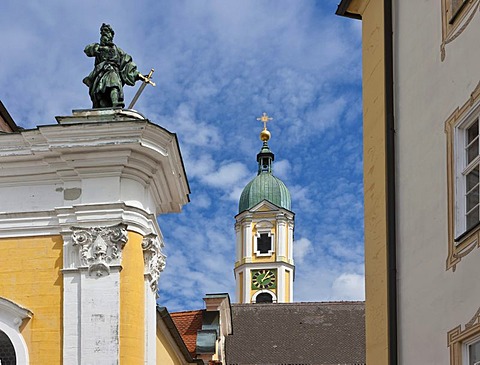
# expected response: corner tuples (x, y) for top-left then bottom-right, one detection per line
(257, 112), (273, 142)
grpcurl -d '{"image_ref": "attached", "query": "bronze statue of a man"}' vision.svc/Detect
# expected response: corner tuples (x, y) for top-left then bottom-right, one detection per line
(83, 23), (141, 108)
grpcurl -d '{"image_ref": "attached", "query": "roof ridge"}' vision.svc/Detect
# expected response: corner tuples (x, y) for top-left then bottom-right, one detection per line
(170, 309), (204, 315)
(231, 301), (365, 307)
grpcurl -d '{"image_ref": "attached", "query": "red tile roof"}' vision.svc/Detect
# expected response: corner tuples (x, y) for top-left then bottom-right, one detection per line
(170, 309), (204, 357)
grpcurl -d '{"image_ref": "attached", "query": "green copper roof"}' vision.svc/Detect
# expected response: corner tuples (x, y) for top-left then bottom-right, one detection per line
(238, 140), (291, 212)
(239, 173), (291, 212)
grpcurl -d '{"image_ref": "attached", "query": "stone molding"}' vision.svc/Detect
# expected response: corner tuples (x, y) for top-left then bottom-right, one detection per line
(448, 306), (480, 364)
(0, 118), (190, 216)
(0, 297), (32, 365)
(71, 223), (128, 276)
(142, 234), (166, 294)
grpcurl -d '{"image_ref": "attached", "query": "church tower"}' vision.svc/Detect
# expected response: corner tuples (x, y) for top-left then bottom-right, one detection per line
(234, 113), (295, 304)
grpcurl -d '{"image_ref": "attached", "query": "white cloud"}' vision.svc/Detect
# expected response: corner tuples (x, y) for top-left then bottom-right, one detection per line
(294, 237), (313, 264)
(332, 273), (365, 301)
(201, 162), (250, 190)
(273, 159), (291, 180)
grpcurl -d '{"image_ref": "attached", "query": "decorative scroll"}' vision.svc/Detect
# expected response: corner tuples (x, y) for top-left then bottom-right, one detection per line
(142, 234), (166, 294)
(441, 0), (480, 61)
(71, 224), (128, 276)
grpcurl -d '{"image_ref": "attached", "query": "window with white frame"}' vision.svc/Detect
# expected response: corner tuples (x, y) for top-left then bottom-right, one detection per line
(0, 298), (31, 365)
(254, 232), (274, 256)
(456, 117), (480, 237)
(254, 221), (274, 257)
(463, 119), (480, 232)
(464, 336), (480, 365)
(446, 87), (480, 270)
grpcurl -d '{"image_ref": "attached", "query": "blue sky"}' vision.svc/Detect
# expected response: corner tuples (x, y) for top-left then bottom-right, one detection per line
(0, 1), (363, 311)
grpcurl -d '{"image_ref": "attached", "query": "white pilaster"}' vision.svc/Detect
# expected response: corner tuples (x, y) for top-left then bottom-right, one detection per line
(243, 218), (253, 261)
(276, 214), (286, 259)
(142, 234), (166, 365)
(62, 224), (128, 365)
(79, 267), (120, 365)
(288, 220), (294, 262)
(244, 269), (251, 303)
(144, 281), (156, 365)
(235, 223), (242, 262)
(277, 266), (285, 303)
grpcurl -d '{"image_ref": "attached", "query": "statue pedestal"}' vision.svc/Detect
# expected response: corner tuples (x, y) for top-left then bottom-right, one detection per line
(56, 108), (146, 125)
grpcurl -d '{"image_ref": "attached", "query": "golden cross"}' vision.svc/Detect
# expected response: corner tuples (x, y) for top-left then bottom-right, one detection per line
(257, 112), (273, 130)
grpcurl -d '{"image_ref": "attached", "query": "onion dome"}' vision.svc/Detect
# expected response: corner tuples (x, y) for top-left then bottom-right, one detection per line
(238, 114), (291, 212)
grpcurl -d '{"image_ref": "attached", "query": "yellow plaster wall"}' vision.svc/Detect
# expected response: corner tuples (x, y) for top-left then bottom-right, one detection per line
(354, 0), (390, 363)
(0, 236), (63, 364)
(239, 272), (244, 302)
(156, 325), (182, 365)
(120, 231), (145, 364)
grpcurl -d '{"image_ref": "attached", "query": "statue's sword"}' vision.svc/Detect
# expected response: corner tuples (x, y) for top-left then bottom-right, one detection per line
(128, 68), (156, 109)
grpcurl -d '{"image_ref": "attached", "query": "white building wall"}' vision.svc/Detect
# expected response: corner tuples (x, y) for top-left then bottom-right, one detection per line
(394, 1), (480, 364)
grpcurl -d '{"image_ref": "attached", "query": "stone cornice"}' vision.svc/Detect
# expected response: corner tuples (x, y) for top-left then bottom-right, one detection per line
(0, 116), (189, 215)
(0, 203), (163, 240)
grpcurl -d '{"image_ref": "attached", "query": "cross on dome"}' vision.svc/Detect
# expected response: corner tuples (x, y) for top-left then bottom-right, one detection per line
(257, 112), (273, 130)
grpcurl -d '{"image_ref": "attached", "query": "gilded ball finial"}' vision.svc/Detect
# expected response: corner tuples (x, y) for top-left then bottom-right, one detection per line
(260, 128), (271, 142)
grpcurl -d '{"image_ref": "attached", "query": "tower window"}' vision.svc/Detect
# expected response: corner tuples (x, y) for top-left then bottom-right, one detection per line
(0, 330), (16, 365)
(257, 233), (272, 254)
(255, 293), (273, 303)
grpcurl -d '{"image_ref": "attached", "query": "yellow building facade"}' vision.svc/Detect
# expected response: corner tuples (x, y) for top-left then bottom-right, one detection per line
(338, 0), (480, 364)
(0, 108), (195, 364)
(337, 1), (393, 364)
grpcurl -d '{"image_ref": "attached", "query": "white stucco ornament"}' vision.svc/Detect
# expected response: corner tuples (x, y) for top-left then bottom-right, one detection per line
(71, 223), (128, 276)
(142, 234), (166, 293)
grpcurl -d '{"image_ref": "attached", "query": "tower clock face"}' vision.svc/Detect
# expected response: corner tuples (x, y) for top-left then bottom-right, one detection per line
(252, 269), (277, 289)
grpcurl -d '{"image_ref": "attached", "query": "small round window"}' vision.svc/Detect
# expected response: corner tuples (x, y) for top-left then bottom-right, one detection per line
(0, 330), (16, 365)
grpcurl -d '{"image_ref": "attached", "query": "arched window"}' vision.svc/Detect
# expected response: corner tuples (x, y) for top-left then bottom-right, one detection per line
(0, 297), (31, 365)
(0, 330), (16, 365)
(256, 293), (273, 303)
(252, 289), (277, 303)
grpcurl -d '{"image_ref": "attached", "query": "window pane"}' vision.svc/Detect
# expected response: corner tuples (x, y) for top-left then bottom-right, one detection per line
(467, 208), (479, 230)
(467, 121), (479, 164)
(468, 120), (479, 144)
(0, 330), (16, 365)
(469, 340), (480, 365)
(467, 191), (479, 212)
(467, 140), (479, 164)
(467, 166), (479, 192)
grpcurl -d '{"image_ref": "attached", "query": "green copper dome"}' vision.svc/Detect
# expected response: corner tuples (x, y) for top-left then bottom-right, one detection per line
(238, 140), (291, 212)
